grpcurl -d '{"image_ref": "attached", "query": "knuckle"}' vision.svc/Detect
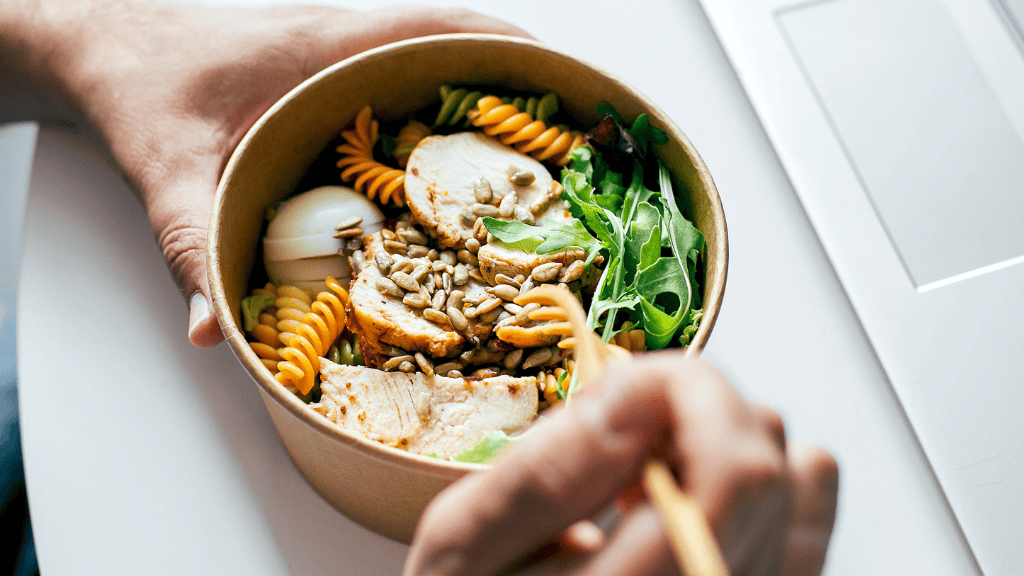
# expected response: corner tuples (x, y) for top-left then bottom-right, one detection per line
(733, 447), (787, 499)
(802, 444), (840, 490)
(753, 402), (787, 446)
(159, 222), (208, 295)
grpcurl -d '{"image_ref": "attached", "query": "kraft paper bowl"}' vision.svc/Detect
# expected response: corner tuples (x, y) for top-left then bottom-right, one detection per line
(207, 33), (728, 543)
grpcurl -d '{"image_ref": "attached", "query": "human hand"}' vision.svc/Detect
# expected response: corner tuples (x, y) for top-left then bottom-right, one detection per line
(403, 353), (839, 575)
(24, 1), (529, 347)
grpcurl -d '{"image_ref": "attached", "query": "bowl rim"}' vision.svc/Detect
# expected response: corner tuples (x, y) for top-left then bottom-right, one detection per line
(208, 32), (728, 477)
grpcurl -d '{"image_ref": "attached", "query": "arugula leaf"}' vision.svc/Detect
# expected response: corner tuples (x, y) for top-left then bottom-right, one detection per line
(453, 431), (512, 464)
(657, 164), (705, 309)
(241, 294), (275, 331)
(595, 103), (626, 125)
(632, 257), (693, 350)
(483, 217), (602, 266)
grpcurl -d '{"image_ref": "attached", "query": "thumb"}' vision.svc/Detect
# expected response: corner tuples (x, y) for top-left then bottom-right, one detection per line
(148, 173), (225, 349)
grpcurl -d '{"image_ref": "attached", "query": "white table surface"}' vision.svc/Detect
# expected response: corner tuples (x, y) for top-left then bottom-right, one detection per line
(12, 0), (983, 574)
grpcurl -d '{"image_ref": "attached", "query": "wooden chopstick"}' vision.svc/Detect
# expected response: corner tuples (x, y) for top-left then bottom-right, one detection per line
(516, 286), (730, 576)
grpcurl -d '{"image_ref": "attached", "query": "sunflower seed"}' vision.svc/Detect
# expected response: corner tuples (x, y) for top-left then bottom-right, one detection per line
(519, 276), (535, 295)
(487, 284), (520, 301)
(522, 348), (554, 369)
(407, 244), (429, 258)
(390, 258), (414, 274)
(495, 274), (520, 288)
(503, 348), (524, 369)
(383, 355), (414, 370)
(447, 307), (469, 331)
(495, 310), (512, 325)
(349, 251), (366, 274)
(384, 240), (408, 254)
(529, 194), (550, 214)
(414, 352), (434, 377)
(465, 238), (481, 254)
(474, 176), (493, 204)
(423, 308), (451, 326)
(509, 170), (535, 187)
(447, 370), (464, 378)
(477, 297), (502, 315)
(559, 260), (585, 283)
(403, 292), (429, 308)
(463, 306), (480, 319)
(453, 264), (469, 286)
(436, 362), (463, 375)
(344, 238), (363, 252)
(531, 262), (562, 282)
(459, 349), (476, 364)
(515, 206), (535, 224)
(471, 203), (499, 217)
(440, 250), (457, 266)
(503, 302), (523, 314)
(473, 218), (489, 243)
(333, 226), (364, 239)
(391, 272), (420, 292)
(446, 290), (465, 309)
(472, 367), (499, 378)
(513, 302), (540, 325)
(410, 264), (430, 282)
(480, 307), (502, 324)
(468, 268), (485, 283)
(397, 228), (427, 245)
(457, 250), (478, 266)
(431, 290), (447, 311)
(442, 271), (452, 293)
(398, 361), (416, 373)
(429, 259), (446, 273)
(498, 193), (517, 217)
(376, 277), (402, 297)
(381, 229), (397, 241)
(506, 164), (521, 177)
(462, 292), (485, 305)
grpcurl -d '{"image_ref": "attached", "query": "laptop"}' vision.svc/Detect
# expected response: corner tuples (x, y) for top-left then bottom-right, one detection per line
(696, 0), (1024, 572)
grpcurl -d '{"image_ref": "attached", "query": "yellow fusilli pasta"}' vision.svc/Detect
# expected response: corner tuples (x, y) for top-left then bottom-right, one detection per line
(467, 96), (587, 166)
(336, 106), (406, 207)
(394, 119), (431, 168)
(275, 277), (350, 395)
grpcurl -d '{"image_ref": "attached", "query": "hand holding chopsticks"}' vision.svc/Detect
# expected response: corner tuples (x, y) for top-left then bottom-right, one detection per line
(404, 286), (840, 576)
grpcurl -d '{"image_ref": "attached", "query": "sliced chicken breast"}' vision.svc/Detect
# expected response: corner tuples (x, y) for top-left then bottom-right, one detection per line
(404, 132), (567, 249)
(347, 233), (495, 362)
(318, 361), (538, 459)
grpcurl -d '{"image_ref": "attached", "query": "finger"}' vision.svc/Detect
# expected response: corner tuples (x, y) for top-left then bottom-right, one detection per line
(650, 356), (790, 572)
(780, 443), (839, 576)
(569, 504), (679, 576)
(405, 356), (677, 576)
(311, 6), (534, 67)
(145, 164), (225, 349)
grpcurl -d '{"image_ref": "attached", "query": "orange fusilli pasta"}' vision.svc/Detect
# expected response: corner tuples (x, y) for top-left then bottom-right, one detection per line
(336, 106), (406, 207)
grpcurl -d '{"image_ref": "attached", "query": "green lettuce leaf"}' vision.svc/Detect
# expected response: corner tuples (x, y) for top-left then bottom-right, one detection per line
(453, 431), (513, 464)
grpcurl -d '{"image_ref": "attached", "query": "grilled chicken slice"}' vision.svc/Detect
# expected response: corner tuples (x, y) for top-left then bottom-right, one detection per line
(476, 242), (586, 285)
(404, 132), (567, 249)
(347, 233), (493, 362)
(317, 361), (538, 458)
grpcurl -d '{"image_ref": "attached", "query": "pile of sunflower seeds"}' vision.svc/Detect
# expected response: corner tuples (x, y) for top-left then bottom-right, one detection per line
(352, 208), (595, 379)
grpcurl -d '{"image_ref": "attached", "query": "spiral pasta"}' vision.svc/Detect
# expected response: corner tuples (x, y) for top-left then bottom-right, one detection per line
(275, 277), (350, 395)
(336, 106), (406, 207)
(394, 119), (432, 168)
(434, 85), (483, 127)
(467, 96), (587, 166)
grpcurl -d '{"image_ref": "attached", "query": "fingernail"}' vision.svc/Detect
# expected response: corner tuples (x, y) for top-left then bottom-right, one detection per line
(189, 292), (210, 341)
